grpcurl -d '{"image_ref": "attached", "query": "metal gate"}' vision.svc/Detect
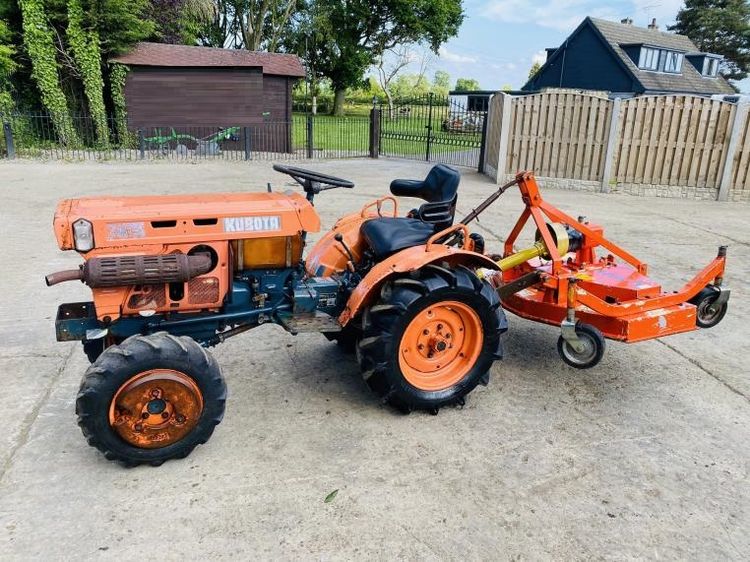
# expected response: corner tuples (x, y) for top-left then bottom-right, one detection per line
(378, 92), (488, 170)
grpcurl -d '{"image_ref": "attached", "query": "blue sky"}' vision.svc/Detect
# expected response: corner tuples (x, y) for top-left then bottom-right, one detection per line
(391, 0), (748, 93)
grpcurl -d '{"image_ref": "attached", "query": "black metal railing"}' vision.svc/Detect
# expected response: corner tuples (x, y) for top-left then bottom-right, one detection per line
(379, 93), (489, 169)
(1, 105), (488, 168)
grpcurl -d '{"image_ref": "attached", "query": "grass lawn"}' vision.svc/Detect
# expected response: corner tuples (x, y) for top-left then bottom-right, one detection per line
(291, 112), (483, 159)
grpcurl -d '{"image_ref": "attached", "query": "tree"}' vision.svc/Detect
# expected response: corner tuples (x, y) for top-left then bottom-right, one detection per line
(389, 72), (430, 98)
(183, 0), (298, 51)
(19, 0), (80, 144)
(0, 19), (17, 112)
(432, 69), (450, 97)
(288, 0), (463, 115)
(454, 77), (479, 91)
(376, 45), (414, 117)
(669, 0), (750, 82)
(67, 0), (108, 145)
(528, 60), (541, 80)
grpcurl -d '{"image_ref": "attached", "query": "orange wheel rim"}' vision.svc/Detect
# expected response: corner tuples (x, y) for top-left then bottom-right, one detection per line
(398, 301), (483, 391)
(108, 370), (204, 449)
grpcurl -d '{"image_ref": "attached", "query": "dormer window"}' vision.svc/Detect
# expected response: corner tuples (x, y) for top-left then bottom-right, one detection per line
(639, 47), (660, 70)
(686, 53), (723, 77)
(703, 57), (720, 77)
(663, 51), (683, 73)
(635, 46), (684, 73)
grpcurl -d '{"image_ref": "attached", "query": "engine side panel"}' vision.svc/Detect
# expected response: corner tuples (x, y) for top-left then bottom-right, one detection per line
(53, 191), (319, 250)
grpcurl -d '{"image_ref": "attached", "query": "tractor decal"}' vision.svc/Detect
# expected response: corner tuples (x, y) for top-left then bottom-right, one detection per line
(223, 215), (281, 233)
(107, 222), (146, 240)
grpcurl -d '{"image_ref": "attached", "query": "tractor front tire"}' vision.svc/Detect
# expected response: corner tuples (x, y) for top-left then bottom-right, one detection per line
(357, 265), (507, 413)
(76, 333), (226, 466)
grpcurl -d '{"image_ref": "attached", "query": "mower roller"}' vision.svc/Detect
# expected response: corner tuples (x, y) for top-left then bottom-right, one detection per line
(46, 165), (729, 466)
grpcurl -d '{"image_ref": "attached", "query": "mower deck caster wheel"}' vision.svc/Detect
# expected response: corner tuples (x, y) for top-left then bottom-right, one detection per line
(557, 322), (605, 369)
(689, 287), (728, 329)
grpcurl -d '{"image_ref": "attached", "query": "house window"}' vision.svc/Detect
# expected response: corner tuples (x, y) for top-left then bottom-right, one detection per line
(703, 57), (719, 77)
(639, 47), (660, 70)
(663, 51), (683, 73)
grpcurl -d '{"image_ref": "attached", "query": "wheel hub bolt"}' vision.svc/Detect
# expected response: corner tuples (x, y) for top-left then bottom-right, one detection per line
(141, 412), (149, 419)
(436, 341), (447, 352)
(423, 329), (429, 335)
(134, 423), (143, 432)
(175, 414), (186, 424)
(161, 412), (170, 419)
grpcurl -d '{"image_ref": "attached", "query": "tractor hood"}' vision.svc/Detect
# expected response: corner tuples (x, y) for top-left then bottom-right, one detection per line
(53, 191), (320, 251)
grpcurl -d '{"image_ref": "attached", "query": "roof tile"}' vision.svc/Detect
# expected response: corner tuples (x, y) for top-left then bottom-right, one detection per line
(111, 42), (306, 77)
(590, 18), (735, 95)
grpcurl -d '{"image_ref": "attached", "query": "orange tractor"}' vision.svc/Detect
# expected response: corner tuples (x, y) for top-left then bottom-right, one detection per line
(47, 165), (729, 466)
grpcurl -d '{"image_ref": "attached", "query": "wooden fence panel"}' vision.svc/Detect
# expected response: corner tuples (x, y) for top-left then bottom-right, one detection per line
(614, 95), (734, 189)
(484, 93), (504, 176)
(730, 109), (750, 192)
(505, 92), (611, 181)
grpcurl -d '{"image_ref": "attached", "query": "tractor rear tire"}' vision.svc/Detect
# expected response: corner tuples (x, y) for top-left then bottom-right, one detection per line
(323, 325), (359, 354)
(357, 265), (507, 413)
(76, 333), (226, 466)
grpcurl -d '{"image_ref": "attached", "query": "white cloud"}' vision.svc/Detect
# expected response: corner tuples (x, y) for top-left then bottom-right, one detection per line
(631, 0), (684, 27)
(438, 46), (478, 64)
(532, 50), (546, 65)
(490, 62), (517, 71)
(482, 0), (620, 31)
(481, 0), (685, 31)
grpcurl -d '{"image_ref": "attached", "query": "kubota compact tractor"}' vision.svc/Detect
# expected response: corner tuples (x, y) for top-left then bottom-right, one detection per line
(47, 165), (729, 466)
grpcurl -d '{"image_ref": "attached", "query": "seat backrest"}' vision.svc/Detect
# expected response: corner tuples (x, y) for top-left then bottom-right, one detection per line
(389, 164), (460, 202)
(390, 164), (460, 230)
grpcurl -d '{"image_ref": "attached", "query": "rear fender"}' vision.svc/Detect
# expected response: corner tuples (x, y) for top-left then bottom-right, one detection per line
(339, 244), (499, 326)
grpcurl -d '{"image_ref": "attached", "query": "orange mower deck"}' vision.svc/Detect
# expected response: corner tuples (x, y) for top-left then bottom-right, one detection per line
(467, 172), (730, 366)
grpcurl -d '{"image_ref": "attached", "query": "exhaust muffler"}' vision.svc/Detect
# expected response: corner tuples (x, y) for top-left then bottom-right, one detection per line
(46, 253), (213, 288)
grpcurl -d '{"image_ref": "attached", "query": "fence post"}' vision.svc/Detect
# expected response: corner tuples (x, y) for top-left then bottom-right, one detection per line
(600, 97), (622, 193)
(137, 128), (145, 160)
(717, 102), (748, 202)
(495, 94), (512, 183)
(306, 114), (314, 158)
(425, 92), (434, 162)
(369, 107), (380, 158)
(243, 126), (252, 160)
(477, 105), (489, 173)
(3, 121), (15, 159)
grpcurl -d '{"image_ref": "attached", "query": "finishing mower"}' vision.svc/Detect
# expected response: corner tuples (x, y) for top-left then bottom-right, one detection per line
(46, 166), (729, 466)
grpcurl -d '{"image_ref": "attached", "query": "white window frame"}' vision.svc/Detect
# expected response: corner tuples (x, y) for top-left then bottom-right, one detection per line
(639, 47), (660, 71)
(703, 57), (719, 77)
(664, 51), (683, 73)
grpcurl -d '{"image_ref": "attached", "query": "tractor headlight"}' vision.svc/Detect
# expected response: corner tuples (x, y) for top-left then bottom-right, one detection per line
(72, 219), (94, 252)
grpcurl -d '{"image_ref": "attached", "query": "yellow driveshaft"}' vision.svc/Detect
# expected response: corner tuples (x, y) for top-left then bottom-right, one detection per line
(497, 223), (570, 271)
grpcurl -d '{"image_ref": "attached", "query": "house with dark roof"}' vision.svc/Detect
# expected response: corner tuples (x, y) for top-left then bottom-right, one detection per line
(523, 17), (735, 97)
(111, 42), (306, 152)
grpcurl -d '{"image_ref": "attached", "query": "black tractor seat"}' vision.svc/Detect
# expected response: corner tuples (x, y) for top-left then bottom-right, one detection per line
(361, 164), (460, 259)
(360, 218), (437, 258)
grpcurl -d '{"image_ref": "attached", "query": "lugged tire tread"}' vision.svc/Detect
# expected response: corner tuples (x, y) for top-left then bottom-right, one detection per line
(357, 265), (506, 413)
(76, 333), (226, 467)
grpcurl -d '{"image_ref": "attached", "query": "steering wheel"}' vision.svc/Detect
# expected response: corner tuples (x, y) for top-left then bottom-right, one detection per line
(273, 164), (354, 197)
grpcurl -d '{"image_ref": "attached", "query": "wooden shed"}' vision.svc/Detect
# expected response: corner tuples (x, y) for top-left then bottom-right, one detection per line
(110, 43), (305, 153)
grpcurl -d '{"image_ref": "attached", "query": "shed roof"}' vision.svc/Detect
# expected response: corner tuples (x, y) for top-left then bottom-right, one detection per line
(589, 18), (734, 95)
(111, 42), (306, 77)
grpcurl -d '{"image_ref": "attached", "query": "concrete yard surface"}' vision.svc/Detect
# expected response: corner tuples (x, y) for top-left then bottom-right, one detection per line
(0, 158), (748, 560)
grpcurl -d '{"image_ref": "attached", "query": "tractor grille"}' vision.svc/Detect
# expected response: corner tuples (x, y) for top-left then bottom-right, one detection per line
(188, 277), (220, 304)
(127, 285), (167, 310)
